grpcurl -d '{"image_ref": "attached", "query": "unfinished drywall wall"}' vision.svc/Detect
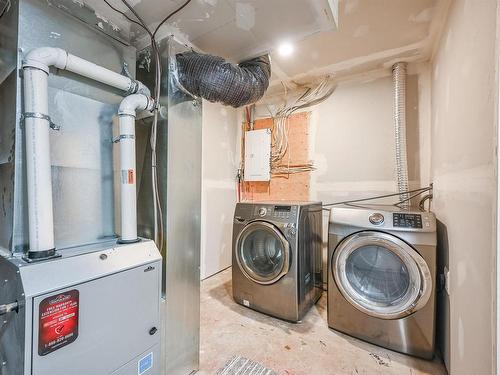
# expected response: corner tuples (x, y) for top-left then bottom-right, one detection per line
(310, 74), (422, 204)
(201, 101), (239, 279)
(430, 0), (498, 373)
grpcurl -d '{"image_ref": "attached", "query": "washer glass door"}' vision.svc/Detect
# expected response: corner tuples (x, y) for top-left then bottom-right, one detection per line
(237, 221), (290, 285)
(332, 231), (432, 319)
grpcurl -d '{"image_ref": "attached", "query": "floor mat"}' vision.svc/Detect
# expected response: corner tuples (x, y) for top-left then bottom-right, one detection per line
(215, 356), (279, 375)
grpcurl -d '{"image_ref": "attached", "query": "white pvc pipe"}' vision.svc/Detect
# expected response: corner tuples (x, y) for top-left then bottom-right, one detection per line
(24, 47), (150, 95)
(118, 94), (154, 243)
(23, 68), (55, 255)
(22, 47), (151, 257)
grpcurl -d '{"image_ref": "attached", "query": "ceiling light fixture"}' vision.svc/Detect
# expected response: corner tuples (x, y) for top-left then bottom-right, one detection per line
(278, 42), (294, 57)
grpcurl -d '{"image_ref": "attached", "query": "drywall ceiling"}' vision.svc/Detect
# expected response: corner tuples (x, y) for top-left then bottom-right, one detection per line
(270, 0), (450, 87)
(89, 0), (449, 87)
(91, 0), (338, 60)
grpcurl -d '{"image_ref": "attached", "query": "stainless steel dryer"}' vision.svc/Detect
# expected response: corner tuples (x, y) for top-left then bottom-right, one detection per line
(232, 202), (323, 322)
(328, 205), (437, 359)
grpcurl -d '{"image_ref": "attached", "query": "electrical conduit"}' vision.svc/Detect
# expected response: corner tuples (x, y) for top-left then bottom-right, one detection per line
(22, 47), (151, 259)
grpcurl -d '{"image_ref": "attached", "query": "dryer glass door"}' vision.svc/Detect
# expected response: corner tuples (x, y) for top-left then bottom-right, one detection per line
(332, 231), (432, 319)
(236, 221), (290, 285)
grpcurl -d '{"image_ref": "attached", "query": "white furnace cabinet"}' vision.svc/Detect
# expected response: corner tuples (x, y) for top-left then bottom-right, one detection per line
(0, 240), (162, 375)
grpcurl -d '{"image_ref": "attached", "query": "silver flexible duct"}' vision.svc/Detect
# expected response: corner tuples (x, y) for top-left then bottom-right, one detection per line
(392, 62), (410, 208)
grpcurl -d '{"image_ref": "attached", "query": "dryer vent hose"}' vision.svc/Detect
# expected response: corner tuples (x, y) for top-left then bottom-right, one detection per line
(392, 62), (410, 207)
(176, 52), (271, 108)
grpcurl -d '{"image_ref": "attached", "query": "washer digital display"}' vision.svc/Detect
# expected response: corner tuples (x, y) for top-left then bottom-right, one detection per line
(393, 213), (423, 229)
(274, 206), (291, 212)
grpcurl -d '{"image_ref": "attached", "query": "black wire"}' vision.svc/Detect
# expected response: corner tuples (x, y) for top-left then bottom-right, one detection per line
(153, 0), (193, 37)
(322, 186), (433, 207)
(119, 0), (153, 36)
(117, 0), (162, 102)
(0, 0), (10, 19)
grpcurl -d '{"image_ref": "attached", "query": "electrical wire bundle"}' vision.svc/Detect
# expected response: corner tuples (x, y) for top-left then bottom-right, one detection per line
(104, 0), (193, 252)
(268, 77), (337, 176)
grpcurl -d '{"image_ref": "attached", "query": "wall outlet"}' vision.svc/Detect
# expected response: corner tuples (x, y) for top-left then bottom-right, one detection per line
(444, 266), (450, 295)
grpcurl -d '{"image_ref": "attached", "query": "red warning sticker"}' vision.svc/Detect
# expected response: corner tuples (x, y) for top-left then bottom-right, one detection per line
(38, 290), (79, 356)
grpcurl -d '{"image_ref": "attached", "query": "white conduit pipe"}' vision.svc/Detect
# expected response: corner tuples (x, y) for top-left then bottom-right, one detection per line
(392, 62), (410, 208)
(117, 94), (154, 243)
(22, 47), (150, 259)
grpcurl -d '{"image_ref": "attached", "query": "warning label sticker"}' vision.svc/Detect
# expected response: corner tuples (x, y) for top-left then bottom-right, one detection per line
(121, 169), (135, 185)
(38, 290), (79, 356)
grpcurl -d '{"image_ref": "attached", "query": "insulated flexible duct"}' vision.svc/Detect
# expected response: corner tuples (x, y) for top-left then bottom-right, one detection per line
(392, 62), (410, 208)
(175, 52), (271, 108)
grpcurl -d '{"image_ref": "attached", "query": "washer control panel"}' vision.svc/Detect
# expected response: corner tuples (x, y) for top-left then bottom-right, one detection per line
(253, 205), (298, 221)
(393, 213), (423, 229)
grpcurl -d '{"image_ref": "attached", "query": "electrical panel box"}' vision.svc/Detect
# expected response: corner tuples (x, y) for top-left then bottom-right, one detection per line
(244, 129), (271, 181)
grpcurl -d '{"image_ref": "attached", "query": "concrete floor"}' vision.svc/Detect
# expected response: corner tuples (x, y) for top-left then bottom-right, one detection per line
(199, 268), (446, 375)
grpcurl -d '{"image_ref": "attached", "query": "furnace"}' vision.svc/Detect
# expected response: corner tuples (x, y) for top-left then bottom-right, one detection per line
(1, 240), (162, 375)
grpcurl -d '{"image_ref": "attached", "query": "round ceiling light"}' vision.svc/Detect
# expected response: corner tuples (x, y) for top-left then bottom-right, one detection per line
(278, 42), (294, 57)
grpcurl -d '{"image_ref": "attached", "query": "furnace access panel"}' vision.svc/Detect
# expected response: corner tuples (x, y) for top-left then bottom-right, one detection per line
(0, 240), (162, 375)
(31, 261), (161, 375)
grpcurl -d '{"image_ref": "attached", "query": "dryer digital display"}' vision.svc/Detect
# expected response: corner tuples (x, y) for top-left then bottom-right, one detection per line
(393, 213), (422, 228)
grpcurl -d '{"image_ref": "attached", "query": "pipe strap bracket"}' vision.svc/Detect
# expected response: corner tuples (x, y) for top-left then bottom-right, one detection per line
(113, 134), (135, 143)
(0, 301), (19, 316)
(22, 112), (61, 131)
(124, 80), (139, 95)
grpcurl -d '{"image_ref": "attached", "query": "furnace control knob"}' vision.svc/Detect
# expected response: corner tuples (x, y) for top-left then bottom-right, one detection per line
(258, 208), (267, 217)
(369, 213), (385, 226)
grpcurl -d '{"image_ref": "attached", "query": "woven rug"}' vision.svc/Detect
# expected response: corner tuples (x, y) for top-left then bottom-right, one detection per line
(215, 356), (279, 375)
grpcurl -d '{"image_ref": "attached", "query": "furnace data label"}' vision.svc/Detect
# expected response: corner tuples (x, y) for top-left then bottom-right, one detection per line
(38, 290), (79, 356)
(121, 169), (135, 184)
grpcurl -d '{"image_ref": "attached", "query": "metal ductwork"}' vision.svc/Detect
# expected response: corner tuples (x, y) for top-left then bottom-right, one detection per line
(392, 62), (410, 208)
(175, 52), (271, 108)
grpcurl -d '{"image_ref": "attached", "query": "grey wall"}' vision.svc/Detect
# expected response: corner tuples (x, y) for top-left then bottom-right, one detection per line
(430, 0), (498, 373)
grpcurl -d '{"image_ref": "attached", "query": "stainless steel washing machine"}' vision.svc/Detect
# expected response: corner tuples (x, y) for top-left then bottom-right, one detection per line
(328, 205), (437, 359)
(232, 202), (323, 322)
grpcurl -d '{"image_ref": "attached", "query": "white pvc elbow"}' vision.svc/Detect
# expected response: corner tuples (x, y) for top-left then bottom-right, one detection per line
(119, 94), (155, 117)
(24, 47), (68, 74)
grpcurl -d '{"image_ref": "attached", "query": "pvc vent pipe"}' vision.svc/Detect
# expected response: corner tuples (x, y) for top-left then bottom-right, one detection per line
(22, 47), (151, 259)
(392, 62), (410, 208)
(117, 94), (154, 243)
